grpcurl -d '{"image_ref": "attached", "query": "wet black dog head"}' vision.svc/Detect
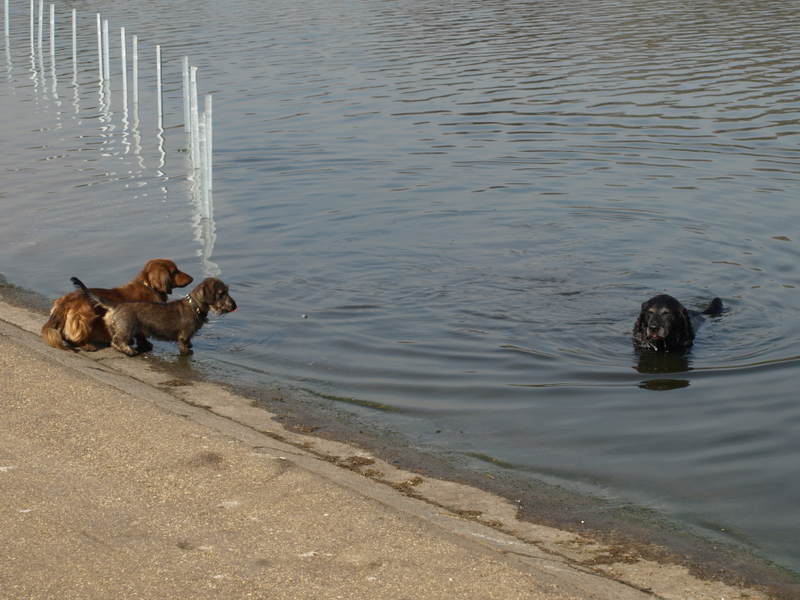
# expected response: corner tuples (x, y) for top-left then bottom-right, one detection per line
(633, 294), (694, 351)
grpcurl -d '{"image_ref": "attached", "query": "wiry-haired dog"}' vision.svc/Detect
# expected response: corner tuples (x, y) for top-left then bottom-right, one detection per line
(71, 276), (237, 356)
(633, 294), (723, 352)
(42, 259), (193, 352)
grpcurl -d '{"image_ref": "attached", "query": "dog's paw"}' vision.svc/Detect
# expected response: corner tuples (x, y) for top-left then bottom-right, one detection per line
(112, 342), (138, 357)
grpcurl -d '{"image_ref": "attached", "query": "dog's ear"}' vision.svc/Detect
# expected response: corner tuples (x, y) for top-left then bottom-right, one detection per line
(634, 302), (648, 332)
(149, 264), (173, 295)
(200, 279), (218, 305)
(679, 306), (694, 345)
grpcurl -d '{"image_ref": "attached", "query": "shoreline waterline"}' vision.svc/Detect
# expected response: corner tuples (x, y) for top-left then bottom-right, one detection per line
(2, 277), (796, 599)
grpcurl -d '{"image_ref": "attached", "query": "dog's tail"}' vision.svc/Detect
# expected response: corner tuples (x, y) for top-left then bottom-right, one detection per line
(41, 305), (70, 350)
(702, 297), (724, 316)
(71, 277), (112, 310)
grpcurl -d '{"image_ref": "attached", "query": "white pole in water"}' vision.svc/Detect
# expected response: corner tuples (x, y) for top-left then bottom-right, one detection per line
(120, 27), (127, 102)
(198, 108), (208, 208)
(155, 44), (163, 129)
(102, 19), (110, 87)
(181, 55), (190, 133)
(132, 35), (138, 105)
(96, 13), (102, 81)
(4, 0), (9, 41)
(205, 94), (213, 191)
(71, 8), (76, 71)
(48, 3), (54, 65)
(189, 66), (200, 169)
(30, 0), (34, 50)
(37, 0), (42, 50)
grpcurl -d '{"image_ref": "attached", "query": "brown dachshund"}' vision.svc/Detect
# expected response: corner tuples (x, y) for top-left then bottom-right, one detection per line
(72, 276), (237, 356)
(42, 259), (193, 351)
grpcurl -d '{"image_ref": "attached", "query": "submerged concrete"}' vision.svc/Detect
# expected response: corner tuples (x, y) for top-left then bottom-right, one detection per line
(0, 298), (776, 599)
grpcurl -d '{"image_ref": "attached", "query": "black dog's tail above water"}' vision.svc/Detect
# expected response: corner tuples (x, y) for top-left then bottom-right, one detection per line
(70, 277), (113, 310)
(702, 297), (724, 316)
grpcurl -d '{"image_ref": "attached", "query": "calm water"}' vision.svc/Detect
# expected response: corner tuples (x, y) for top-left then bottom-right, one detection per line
(2, 0), (799, 578)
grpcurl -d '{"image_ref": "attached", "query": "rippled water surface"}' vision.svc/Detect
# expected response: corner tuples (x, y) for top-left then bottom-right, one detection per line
(2, 0), (800, 578)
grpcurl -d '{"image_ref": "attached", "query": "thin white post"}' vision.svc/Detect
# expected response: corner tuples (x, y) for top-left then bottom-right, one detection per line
(96, 13), (102, 81)
(4, 0), (9, 41)
(181, 55), (190, 132)
(37, 0), (42, 50)
(132, 35), (138, 105)
(120, 27), (127, 102)
(102, 18), (109, 87)
(70, 7), (78, 114)
(205, 94), (213, 191)
(30, 0), (34, 50)
(48, 3), (53, 64)
(199, 113), (208, 208)
(71, 8), (76, 71)
(155, 45), (163, 129)
(189, 66), (200, 168)
(131, 34), (142, 161)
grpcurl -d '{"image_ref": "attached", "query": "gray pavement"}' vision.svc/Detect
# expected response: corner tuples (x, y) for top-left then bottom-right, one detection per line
(0, 300), (772, 599)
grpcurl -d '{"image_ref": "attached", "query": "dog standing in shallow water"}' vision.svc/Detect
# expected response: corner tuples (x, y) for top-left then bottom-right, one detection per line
(71, 276), (237, 356)
(42, 259), (193, 351)
(633, 294), (723, 352)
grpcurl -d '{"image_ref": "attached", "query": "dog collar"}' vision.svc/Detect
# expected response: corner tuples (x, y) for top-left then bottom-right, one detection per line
(185, 295), (210, 323)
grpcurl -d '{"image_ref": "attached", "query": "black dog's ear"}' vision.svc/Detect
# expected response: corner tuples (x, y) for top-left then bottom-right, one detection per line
(634, 302), (649, 331)
(679, 306), (694, 346)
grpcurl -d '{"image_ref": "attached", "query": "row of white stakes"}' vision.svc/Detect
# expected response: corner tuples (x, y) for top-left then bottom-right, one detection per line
(7, 0), (218, 275)
(10, 0), (212, 211)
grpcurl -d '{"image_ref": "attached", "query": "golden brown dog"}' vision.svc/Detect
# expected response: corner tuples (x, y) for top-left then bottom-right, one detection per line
(72, 276), (237, 356)
(42, 259), (193, 351)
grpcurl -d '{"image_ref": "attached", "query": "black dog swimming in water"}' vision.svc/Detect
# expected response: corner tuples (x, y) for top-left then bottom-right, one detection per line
(633, 294), (723, 351)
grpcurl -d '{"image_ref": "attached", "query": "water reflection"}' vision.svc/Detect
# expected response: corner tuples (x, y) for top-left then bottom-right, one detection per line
(131, 103), (145, 169)
(634, 349), (691, 376)
(188, 154), (220, 277)
(637, 377), (690, 392)
(633, 333), (694, 390)
(196, 192), (219, 277)
(48, 30), (59, 108)
(5, 39), (11, 81)
(70, 45), (79, 114)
